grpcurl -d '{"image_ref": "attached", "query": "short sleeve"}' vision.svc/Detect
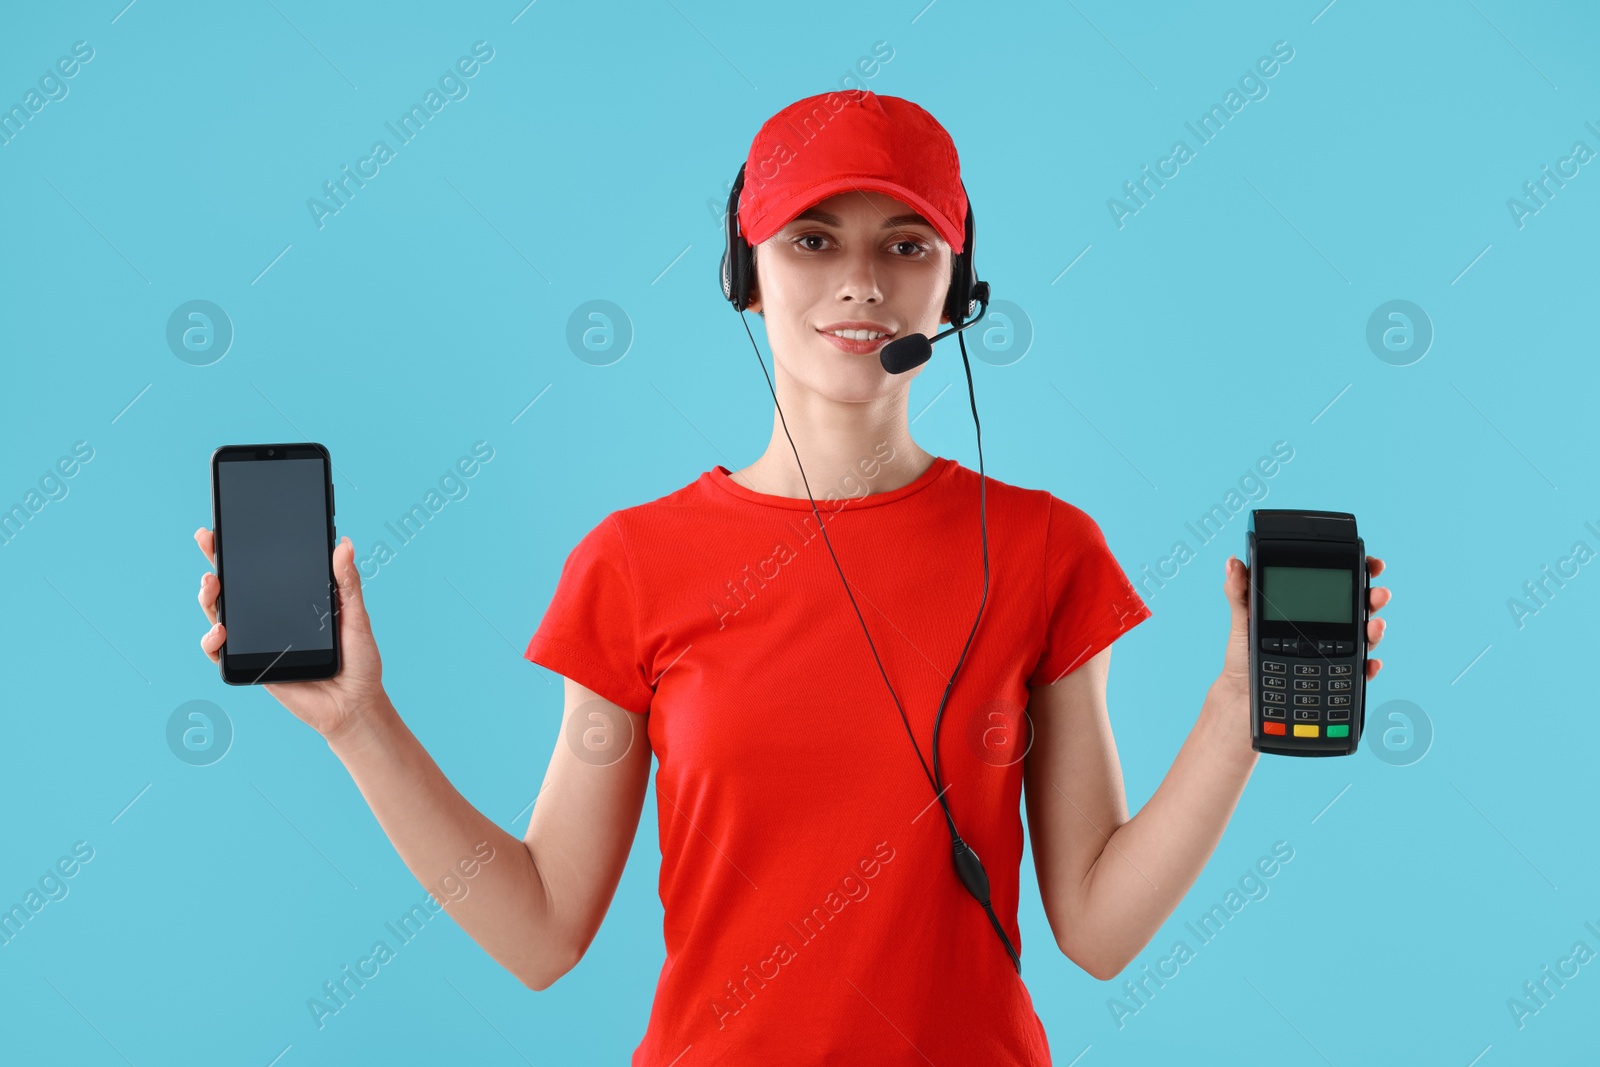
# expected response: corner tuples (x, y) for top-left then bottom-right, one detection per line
(524, 514), (655, 715)
(1028, 495), (1152, 687)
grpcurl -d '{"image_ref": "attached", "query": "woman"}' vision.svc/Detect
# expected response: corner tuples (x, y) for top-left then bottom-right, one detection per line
(193, 90), (1391, 1064)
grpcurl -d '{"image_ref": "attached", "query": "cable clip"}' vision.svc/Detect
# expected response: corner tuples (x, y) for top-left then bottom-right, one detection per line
(951, 836), (991, 907)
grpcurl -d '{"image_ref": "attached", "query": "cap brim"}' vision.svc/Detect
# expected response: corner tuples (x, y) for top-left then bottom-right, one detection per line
(747, 176), (964, 255)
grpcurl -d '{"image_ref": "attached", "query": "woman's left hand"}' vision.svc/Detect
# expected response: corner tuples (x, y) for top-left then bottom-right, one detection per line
(1219, 554), (1391, 693)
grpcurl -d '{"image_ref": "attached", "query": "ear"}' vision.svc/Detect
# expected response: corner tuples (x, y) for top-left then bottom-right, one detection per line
(939, 260), (957, 325)
(745, 249), (762, 314)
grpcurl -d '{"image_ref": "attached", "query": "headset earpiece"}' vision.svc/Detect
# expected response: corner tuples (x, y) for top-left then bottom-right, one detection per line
(943, 181), (977, 325)
(720, 163), (754, 312)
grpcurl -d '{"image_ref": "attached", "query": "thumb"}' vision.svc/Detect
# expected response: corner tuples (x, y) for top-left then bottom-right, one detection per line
(333, 537), (370, 625)
(1224, 556), (1250, 624)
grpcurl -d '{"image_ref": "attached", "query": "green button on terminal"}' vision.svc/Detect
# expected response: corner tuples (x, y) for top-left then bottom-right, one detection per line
(1327, 725), (1349, 738)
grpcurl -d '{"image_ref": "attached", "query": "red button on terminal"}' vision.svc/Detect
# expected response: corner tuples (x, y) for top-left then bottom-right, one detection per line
(1263, 721), (1286, 736)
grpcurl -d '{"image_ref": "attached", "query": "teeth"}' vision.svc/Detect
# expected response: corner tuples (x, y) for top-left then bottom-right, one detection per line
(827, 329), (888, 340)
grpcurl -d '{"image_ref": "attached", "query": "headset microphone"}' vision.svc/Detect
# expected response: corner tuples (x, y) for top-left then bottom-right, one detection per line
(878, 282), (992, 374)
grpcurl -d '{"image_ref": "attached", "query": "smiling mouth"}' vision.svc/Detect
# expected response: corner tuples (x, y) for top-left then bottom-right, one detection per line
(818, 328), (895, 353)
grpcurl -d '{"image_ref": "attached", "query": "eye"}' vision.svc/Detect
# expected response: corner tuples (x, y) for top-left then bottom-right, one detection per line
(789, 232), (931, 256)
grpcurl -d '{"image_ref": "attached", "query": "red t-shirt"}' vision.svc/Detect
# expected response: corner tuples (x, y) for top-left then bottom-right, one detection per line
(524, 455), (1152, 1065)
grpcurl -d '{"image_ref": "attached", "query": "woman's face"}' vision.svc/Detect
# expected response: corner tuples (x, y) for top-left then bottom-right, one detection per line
(747, 189), (953, 402)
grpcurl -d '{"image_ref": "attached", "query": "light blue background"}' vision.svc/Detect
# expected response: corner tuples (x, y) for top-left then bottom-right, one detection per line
(3, 0), (1596, 1063)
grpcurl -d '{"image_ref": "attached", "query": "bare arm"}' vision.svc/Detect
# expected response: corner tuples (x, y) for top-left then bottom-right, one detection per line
(194, 529), (650, 990)
(325, 677), (651, 990)
(1024, 649), (1255, 980)
(1024, 554), (1391, 979)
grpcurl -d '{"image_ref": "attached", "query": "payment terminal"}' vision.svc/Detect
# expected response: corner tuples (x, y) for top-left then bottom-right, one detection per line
(1247, 510), (1370, 756)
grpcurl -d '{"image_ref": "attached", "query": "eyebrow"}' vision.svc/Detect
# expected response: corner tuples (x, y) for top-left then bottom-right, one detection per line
(789, 207), (935, 230)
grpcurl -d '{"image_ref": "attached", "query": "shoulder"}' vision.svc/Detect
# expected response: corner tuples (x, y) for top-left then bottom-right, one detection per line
(610, 469), (709, 526)
(573, 469), (714, 559)
(942, 462), (1101, 538)
(941, 460), (1053, 515)
(1042, 493), (1110, 541)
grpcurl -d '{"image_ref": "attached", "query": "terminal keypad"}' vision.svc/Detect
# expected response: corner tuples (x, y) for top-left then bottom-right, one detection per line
(1258, 637), (1359, 740)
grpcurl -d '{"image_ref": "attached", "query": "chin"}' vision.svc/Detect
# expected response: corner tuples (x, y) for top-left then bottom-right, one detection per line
(806, 361), (914, 404)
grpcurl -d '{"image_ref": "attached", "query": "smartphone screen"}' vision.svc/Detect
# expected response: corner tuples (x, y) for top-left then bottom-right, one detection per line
(211, 443), (340, 684)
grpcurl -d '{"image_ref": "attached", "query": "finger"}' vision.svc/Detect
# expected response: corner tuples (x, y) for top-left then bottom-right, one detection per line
(200, 621), (224, 663)
(332, 537), (369, 627)
(195, 527), (216, 567)
(1224, 557), (1250, 614)
(1366, 555), (1385, 578)
(198, 572), (219, 626)
(1225, 555), (1249, 590)
(1367, 616), (1387, 650)
(1367, 586), (1392, 615)
(1365, 656), (1382, 680)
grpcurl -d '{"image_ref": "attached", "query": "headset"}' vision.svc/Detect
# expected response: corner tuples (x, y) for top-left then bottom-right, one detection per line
(718, 161), (1021, 974)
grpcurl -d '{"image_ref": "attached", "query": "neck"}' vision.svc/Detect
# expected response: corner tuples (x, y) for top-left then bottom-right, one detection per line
(733, 367), (934, 500)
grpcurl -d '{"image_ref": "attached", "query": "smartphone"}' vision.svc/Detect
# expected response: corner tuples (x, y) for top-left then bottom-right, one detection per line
(209, 443), (341, 684)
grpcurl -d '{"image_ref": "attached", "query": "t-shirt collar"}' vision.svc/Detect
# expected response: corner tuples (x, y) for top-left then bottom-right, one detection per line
(706, 455), (952, 510)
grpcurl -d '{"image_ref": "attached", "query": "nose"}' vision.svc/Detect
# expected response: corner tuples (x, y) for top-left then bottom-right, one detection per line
(836, 245), (883, 304)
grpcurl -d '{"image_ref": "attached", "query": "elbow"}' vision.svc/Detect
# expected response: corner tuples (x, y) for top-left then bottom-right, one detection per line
(1073, 950), (1129, 983)
(1081, 954), (1130, 983)
(1055, 935), (1130, 983)
(518, 939), (585, 992)
(514, 845), (588, 991)
(520, 973), (558, 993)
(519, 968), (557, 993)
(1049, 902), (1144, 981)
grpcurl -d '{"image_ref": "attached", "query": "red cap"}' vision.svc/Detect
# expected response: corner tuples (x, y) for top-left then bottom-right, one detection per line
(737, 90), (966, 255)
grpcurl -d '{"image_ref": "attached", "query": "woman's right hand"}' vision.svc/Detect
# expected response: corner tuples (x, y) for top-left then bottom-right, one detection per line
(195, 528), (388, 743)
